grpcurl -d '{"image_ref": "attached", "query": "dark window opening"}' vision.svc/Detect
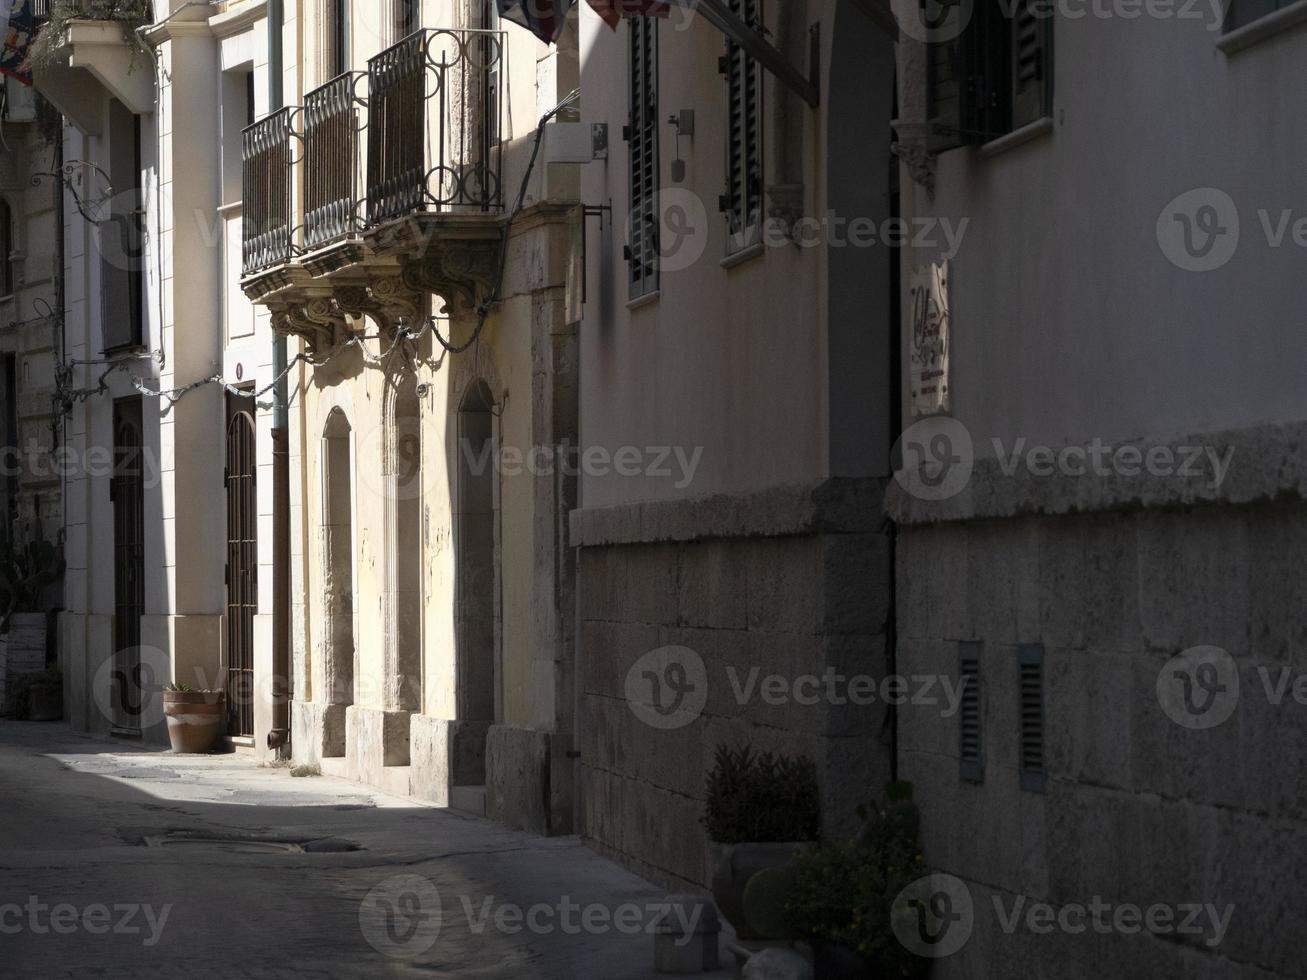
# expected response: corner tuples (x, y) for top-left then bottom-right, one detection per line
(102, 101), (145, 354)
(926, 0), (1052, 149)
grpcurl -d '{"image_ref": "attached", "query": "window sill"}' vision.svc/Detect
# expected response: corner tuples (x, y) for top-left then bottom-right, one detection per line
(100, 343), (150, 362)
(721, 241), (765, 270)
(1218, 0), (1307, 53)
(979, 116), (1055, 158)
(626, 290), (660, 312)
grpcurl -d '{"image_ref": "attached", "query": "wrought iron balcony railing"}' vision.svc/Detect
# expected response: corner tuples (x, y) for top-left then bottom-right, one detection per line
(241, 106), (296, 276)
(366, 28), (506, 226)
(303, 72), (365, 250)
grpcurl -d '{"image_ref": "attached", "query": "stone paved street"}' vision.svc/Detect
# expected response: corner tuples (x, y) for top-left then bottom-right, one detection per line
(0, 721), (731, 979)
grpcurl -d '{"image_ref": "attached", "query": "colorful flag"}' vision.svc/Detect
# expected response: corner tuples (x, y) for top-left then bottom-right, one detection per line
(1, 0), (35, 86)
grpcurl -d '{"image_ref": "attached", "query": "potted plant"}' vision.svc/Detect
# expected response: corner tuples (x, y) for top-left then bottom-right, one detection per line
(704, 744), (820, 940)
(163, 683), (226, 753)
(785, 784), (930, 979)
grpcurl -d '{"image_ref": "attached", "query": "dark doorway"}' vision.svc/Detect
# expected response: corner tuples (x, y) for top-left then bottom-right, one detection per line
(111, 397), (145, 734)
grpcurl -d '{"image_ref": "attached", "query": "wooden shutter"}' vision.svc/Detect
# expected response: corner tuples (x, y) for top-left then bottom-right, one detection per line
(1018, 644), (1046, 793)
(627, 17), (659, 299)
(1011, 0), (1051, 130)
(959, 642), (984, 783)
(723, 0), (762, 252)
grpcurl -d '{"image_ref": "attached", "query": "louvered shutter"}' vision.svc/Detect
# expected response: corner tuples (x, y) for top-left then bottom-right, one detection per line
(1011, 0), (1051, 130)
(1018, 644), (1046, 793)
(627, 17), (659, 299)
(722, 0), (762, 252)
(959, 642), (984, 783)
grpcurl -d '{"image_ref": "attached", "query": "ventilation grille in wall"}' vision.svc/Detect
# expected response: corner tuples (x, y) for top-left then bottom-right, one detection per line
(959, 642), (983, 783)
(1018, 643), (1046, 793)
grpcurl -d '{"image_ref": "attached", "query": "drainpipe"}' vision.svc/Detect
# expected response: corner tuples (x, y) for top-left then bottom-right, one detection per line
(267, 0), (291, 751)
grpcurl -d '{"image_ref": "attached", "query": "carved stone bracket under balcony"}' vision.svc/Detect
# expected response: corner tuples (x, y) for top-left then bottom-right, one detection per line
(269, 296), (357, 356)
(398, 237), (503, 317)
(332, 277), (425, 338)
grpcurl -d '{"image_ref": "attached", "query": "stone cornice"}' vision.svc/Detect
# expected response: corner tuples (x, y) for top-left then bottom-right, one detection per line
(570, 478), (888, 548)
(885, 420), (1307, 527)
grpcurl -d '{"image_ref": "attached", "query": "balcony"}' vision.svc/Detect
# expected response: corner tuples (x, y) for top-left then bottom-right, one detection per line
(241, 107), (296, 282)
(366, 28), (505, 225)
(30, 0), (156, 130)
(240, 28), (508, 341)
(303, 73), (364, 254)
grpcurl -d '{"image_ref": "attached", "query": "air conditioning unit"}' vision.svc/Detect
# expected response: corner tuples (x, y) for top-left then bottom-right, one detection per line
(1, 77), (37, 123)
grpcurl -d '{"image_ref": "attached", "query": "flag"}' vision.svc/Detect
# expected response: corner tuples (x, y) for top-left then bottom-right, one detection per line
(0, 0), (35, 86)
(495, 0), (577, 44)
(585, 0), (673, 31)
(495, 0), (673, 43)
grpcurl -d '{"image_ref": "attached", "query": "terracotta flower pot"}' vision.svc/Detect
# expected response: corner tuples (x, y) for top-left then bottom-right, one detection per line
(163, 690), (225, 753)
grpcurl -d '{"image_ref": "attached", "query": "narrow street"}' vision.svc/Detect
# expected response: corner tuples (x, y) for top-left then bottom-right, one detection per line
(0, 721), (725, 979)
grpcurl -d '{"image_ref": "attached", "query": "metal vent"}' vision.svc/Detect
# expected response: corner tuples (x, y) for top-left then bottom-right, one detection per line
(1018, 643), (1046, 793)
(959, 642), (983, 783)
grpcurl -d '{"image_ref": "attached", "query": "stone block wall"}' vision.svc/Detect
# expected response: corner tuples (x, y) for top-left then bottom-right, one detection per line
(893, 499), (1307, 979)
(573, 479), (895, 890)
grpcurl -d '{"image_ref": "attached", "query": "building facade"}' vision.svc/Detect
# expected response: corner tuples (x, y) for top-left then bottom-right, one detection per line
(1, 74), (63, 559)
(886, 5), (1307, 977)
(36, 0), (276, 744)
(237, 0), (582, 832)
(573, 0), (900, 888)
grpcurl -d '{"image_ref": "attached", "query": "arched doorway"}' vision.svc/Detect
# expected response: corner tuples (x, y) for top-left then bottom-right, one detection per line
(321, 408), (355, 720)
(453, 379), (497, 794)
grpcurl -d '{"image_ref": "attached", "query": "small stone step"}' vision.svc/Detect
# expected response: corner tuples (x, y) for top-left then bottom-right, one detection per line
(319, 757), (349, 780)
(451, 784), (486, 816)
(377, 765), (411, 799)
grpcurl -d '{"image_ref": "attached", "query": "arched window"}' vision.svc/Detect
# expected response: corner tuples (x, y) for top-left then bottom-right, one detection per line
(0, 199), (14, 297)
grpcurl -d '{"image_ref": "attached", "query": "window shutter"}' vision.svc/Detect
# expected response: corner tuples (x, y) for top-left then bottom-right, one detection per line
(1018, 643), (1046, 793)
(627, 17), (659, 299)
(959, 642), (984, 783)
(1011, 0), (1050, 129)
(724, 0), (762, 252)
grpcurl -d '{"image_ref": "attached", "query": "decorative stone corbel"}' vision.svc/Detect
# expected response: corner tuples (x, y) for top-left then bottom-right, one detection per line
(330, 277), (425, 339)
(399, 238), (502, 317)
(270, 296), (353, 356)
(890, 121), (936, 198)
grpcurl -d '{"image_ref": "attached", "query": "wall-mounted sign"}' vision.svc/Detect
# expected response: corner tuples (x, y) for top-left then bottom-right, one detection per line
(909, 260), (950, 418)
(235, 363), (244, 381)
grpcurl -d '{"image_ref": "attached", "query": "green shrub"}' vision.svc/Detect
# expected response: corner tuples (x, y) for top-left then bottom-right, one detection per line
(785, 783), (930, 978)
(703, 744), (820, 843)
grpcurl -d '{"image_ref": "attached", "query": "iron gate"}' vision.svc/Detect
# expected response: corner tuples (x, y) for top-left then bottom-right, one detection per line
(225, 396), (258, 737)
(111, 398), (145, 733)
